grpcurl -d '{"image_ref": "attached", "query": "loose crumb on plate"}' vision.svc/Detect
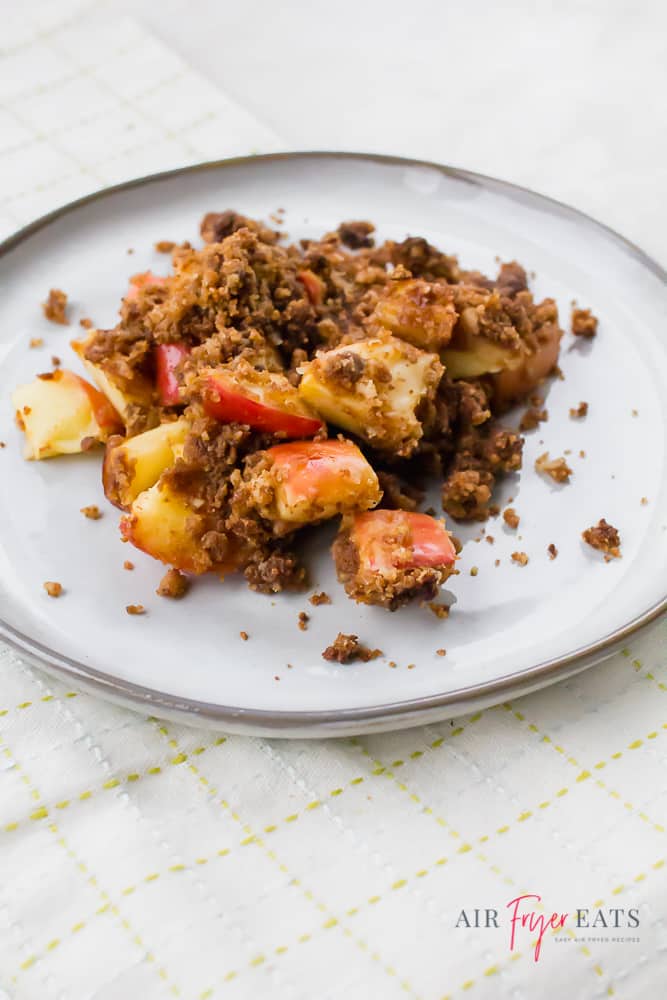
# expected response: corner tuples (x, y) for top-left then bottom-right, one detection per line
(494, 558), (500, 567)
(239, 630), (249, 641)
(309, 591), (332, 606)
(298, 611), (310, 631)
(569, 401), (588, 419)
(42, 288), (69, 325)
(80, 504), (102, 520)
(511, 551), (529, 566)
(43, 581), (63, 597)
(123, 560), (134, 570)
(547, 543), (558, 559)
(126, 604), (146, 615)
(0, 442), (5, 448)
(157, 568), (189, 599)
(503, 507), (520, 529)
(470, 566), (479, 577)
(436, 648), (447, 657)
(640, 497), (648, 505)
(51, 355), (61, 367)
(322, 633), (382, 663)
(486, 535), (495, 544)
(519, 407), (548, 432)
(155, 240), (176, 253)
(29, 337), (44, 348)
(571, 307), (598, 338)
(582, 519), (621, 559)
(428, 602), (450, 619)
(535, 452), (572, 483)
(632, 408), (639, 417)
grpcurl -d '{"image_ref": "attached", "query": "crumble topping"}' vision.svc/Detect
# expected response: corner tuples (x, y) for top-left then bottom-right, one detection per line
(503, 507), (520, 529)
(571, 307), (598, 338)
(157, 568), (189, 598)
(42, 288), (69, 325)
(322, 633), (382, 663)
(569, 401), (588, 419)
(43, 581), (63, 597)
(582, 519), (621, 559)
(511, 551), (529, 566)
(535, 452), (572, 483)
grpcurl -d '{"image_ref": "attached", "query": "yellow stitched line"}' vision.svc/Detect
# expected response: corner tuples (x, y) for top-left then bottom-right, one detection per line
(1, 737), (228, 833)
(622, 647), (667, 695)
(0, 692), (79, 718)
(1, 739), (180, 994)
(152, 721), (421, 999)
(500, 704), (667, 835)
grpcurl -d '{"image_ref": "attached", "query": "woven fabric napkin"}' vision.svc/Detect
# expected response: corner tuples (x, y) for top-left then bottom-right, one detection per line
(1, 4), (666, 999)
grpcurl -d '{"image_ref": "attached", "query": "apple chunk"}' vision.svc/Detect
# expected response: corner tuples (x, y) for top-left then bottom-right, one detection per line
(244, 439), (381, 528)
(298, 333), (443, 457)
(156, 343), (190, 406)
(201, 360), (323, 437)
(333, 509), (457, 609)
(103, 418), (189, 510)
(370, 278), (457, 352)
(120, 480), (211, 574)
(12, 370), (122, 460)
(71, 332), (155, 427)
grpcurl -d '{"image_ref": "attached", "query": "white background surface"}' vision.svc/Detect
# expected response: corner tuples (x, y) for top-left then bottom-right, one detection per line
(114, 0), (667, 265)
(0, 2), (665, 999)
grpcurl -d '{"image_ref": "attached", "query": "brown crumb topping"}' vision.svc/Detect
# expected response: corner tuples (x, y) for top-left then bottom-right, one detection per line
(569, 401), (588, 419)
(42, 288), (69, 325)
(535, 452), (572, 483)
(80, 505), (102, 520)
(298, 611), (310, 631)
(79, 317), (94, 329)
(511, 551), (529, 566)
(29, 337), (44, 348)
(436, 648), (447, 656)
(520, 407), (548, 431)
(0, 442), (6, 448)
(428, 602), (450, 619)
(126, 604), (146, 615)
(322, 633), (382, 663)
(582, 519), (621, 558)
(155, 240), (176, 253)
(43, 581), (63, 597)
(640, 497), (648, 506)
(51, 355), (61, 367)
(156, 568), (189, 599)
(503, 507), (520, 529)
(239, 630), (249, 641)
(123, 560), (134, 570)
(309, 591), (331, 606)
(571, 307), (598, 338)
(470, 566), (479, 577)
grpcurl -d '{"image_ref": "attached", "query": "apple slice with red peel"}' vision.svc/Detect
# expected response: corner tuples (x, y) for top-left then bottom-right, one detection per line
(333, 509), (457, 609)
(156, 343), (190, 406)
(297, 269), (325, 306)
(201, 361), (323, 437)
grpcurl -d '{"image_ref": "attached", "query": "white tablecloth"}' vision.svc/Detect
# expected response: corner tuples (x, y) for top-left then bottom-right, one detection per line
(1, 3), (665, 998)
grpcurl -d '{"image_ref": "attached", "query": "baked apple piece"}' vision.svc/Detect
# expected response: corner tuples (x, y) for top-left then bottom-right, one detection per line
(12, 370), (122, 459)
(120, 479), (212, 575)
(243, 439), (381, 528)
(156, 343), (190, 406)
(102, 418), (189, 510)
(71, 331), (155, 428)
(201, 360), (323, 437)
(333, 509), (457, 610)
(298, 333), (443, 457)
(370, 278), (457, 352)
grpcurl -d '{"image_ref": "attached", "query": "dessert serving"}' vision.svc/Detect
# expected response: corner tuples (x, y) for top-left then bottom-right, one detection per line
(12, 211), (564, 611)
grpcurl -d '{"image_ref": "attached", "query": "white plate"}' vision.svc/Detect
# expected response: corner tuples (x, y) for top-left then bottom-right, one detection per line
(0, 153), (665, 736)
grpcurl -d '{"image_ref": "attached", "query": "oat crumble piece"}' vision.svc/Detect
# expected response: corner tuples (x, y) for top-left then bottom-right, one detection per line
(79, 318), (94, 329)
(494, 558), (500, 566)
(157, 568), (189, 599)
(155, 240), (176, 253)
(470, 566), (479, 577)
(322, 633), (382, 663)
(579, 449), (586, 458)
(485, 535), (495, 545)
(547, 543), (558, 559)
(511, 551), (529, 566)
(503, 507), (520, 529)
(640, 497), (648, 506)
(582, 519), (621, 559)
(0, 441), (5, 448)
(298, 611), (310, 631)
(51, 355), (61, 367)
(80, 505), (102, 520)
(428, 602), (450, 619)
(520, 407), (548, 432)
(42, 288), (69, 325)
(436, 648), (446, 656)
(123, 560), (134, 570)
(126, 604), (146, 615)
(535, 452), (572, 483)
(569, 401), (588, 419)
(43, 581), (63, 597)
(29, 337), (44, 348)
(632, 409), (638, 417)
(309, 591), (331, 606)
(571, 307), (598, 338)
(239, 630), (249, 641)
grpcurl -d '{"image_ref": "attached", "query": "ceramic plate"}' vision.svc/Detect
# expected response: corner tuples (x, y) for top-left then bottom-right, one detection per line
(0, 153), (665, 736)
